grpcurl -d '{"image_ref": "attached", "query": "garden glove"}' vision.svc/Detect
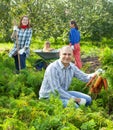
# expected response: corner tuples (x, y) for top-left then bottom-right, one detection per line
(78, 98), (86, 106)
(9, 53), (12, 57)
(95, 68), (104, 75)
(13, 26), (18, 31)
(71, 45), (74, 50)
(18, 48), (25, 55)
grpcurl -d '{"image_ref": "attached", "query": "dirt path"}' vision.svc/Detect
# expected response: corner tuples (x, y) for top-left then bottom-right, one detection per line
(82, 56), (101, 73)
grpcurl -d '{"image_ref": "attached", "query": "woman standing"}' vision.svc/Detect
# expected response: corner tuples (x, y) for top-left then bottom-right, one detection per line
(9, 16), (32, 73)
(69, 20), (82, 69)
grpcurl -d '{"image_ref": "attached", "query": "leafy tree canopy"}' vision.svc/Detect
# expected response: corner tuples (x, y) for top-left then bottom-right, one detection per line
(0, 0), (113, 42)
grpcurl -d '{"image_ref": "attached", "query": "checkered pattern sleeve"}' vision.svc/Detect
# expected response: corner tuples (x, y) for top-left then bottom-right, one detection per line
(24, 29), (32, 48)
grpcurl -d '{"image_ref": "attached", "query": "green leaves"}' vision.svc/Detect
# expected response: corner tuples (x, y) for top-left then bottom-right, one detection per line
(0, 42), (113, 129)
(1, 0), (113, 42)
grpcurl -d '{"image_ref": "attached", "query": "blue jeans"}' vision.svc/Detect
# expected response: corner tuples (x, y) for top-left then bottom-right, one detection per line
(13, 53), (26, 71)
(61, 91), (92, 108)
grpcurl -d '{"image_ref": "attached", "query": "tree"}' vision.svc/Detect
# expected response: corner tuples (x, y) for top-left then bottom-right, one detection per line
(0, 0), (12, 42)
(1, 0), (113, 42)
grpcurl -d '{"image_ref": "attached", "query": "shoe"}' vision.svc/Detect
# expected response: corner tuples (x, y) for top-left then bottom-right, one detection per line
(13, 70), (20, 74)
(78, 98), (86, 105)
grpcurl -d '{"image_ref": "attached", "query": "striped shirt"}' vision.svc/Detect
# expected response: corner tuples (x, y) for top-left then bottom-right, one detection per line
(39, 59), (95, 99)
(9, 28), (32, 57)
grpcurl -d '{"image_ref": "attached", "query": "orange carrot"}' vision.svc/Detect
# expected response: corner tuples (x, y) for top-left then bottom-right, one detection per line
(102, 78), (108, 90)
(93, 76), (103, 88)
(90, 86), (98, 94)
(90, 78), (107, 94)
(86, 74), (97, 87)
(96, 79), (103, 93)
(90, 80), (103, 94)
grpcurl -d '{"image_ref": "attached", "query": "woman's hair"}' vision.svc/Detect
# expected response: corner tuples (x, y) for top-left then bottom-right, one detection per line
(70, 20), (79, 30)
(45, 41), (50, 45)
(18, 16), (31, 28)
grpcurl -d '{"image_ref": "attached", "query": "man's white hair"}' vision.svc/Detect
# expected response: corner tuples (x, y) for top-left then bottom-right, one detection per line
(60, 45), (72, 53)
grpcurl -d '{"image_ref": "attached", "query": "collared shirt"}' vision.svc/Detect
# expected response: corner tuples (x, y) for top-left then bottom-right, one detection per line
(69, 28), (80, 45)
(39, 59), (95, 99)
(9, 28), (32, 57)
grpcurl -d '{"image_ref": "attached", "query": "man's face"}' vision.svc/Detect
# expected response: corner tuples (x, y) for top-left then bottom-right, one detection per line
(60, 47), (73, 66)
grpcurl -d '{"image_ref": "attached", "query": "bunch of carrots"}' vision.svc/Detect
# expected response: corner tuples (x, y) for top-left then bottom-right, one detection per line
(85, 74), (108, 94)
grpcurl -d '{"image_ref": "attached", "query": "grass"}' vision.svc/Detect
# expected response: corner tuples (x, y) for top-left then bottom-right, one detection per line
(0, 41), (113, 129)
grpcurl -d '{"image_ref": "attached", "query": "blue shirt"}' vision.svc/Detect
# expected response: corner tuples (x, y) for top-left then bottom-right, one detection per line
(9, 28), (32, 57)
(39, 59), (95, 99)
(69, 28), (80, 45)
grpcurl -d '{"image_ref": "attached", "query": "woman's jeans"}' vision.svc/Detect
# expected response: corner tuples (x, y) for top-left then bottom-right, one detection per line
(13, 53), (26, 71)
(61, 91), (92, 108)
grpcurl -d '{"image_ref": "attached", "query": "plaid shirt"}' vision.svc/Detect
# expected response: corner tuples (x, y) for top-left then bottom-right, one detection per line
(9, 28), (32, 57)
